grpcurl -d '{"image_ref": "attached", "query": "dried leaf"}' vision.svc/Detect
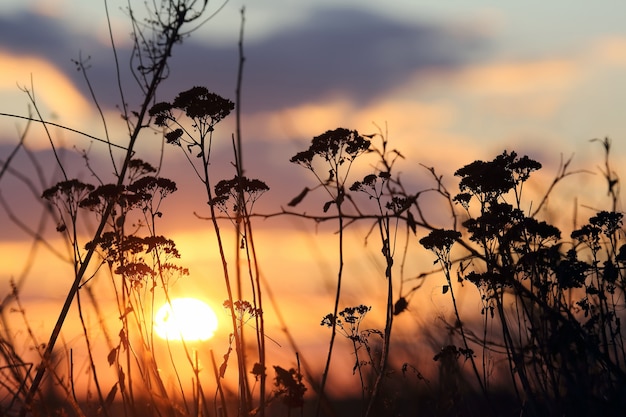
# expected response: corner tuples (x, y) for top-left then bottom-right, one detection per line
(118, 367), (125, 388)
(287, 187), (310, 207)
(107, 347), (117, 366)
(105, 383), (118, 407)
(219, 345), (232, 378)
(393, 297), (408, 315)
(407, 211), (417, 235)
(119, 329), (128, 350)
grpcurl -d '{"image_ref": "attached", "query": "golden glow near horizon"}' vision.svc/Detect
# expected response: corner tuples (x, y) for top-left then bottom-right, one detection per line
(154, 298), (218, 342)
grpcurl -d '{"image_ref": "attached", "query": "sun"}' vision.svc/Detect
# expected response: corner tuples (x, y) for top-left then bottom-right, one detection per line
(154, 298), (219, 342)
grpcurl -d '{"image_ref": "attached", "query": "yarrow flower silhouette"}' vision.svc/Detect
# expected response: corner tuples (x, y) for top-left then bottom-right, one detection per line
(454, 150), (541, 205)
(210, 175), (270, 213)
(272, 365), (307, 408)
(321, 304), (371, 341)
(149, 86), (235, 154)
(150, 86), (234, 128)
(419, 229), (462, 262)
(172, 86), (234, 122)
(290, 128), (370, 169)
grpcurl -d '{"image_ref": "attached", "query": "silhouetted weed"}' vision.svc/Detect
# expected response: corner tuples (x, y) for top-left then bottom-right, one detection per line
(6, 3), (626, 417)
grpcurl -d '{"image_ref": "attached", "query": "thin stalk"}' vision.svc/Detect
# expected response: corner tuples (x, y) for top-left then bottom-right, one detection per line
(211, 349), (229, 417)
(75, 288), (109, 417)
(364, 216), (394, 417)
(20, 6), (190, 414)
(316, 191), (345, 416)
(200, 147), (251, 414)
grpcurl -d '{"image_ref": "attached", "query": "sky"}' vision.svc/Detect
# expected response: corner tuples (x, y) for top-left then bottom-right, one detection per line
(1, 0), (626, 399)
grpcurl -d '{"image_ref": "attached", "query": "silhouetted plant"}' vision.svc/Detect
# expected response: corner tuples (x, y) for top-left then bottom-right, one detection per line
(271, 365), (307, 415)
(5, 2), (626, 416)
(151, 80), (273, 415)
(321, 305), (380, 411)
(438, 148), (626, 416)
(290, 127), (372, 414)
(211, 176), (270, 216)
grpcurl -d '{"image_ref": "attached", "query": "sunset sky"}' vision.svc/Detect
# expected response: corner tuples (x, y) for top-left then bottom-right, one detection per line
(1, 0), (626, 398)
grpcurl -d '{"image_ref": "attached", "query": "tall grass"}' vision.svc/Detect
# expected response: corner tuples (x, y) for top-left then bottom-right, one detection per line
(1, 2), (625, 417)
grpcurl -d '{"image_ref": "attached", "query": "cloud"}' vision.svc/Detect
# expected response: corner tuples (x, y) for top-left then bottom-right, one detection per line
(454, 60), (578, 96)
(236, 7), (486, 111)
(0, 50), (92, 122)
(0, 10), (79, 60)
(0, 7), (487, 115)
(589, 36), (626, 67)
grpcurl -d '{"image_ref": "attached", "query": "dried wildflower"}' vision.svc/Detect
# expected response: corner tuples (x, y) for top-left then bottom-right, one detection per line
(120, 235), (147, 255)
(571, 224), (602, 253)
(172, 86), (234, 123)
(148, 101), (173, 127)
(463, 203), (523, 242)
(339, 304), (371, 324)
(589, 211), (623, 236)
(210, 176), (269, 212)
(350, 173), (380, 193)
(214, 176), (269, 198)
(420, 229), (461, 255)
(127, 159), (156, 180)
(517, 245), (561, 277)
(312, 128), (369, 162)
(455, 151), (540, 203)
(42, 179), (95, 203)
(289, 149), (315, 167)
(114, 262), (154, 283)
(362, 173), (379, 187)
(453, 192), (472, 209)
(521, 217), (561, 241)
(224, 299), (262, 321)
(273, 365), (307, 408)
(165, 128), (184, 145)
(155, 177), (178, 194)
(321, 305), (371, 341)
(511, 155), (542, 181)
(143, 235), (180, 257)
(320, 313), (336, 327)
(455, 157), (515, 200)
(79, 184), (125, 211)
(291, 128), (370, 168)
(555, 249), (588, 289)
(159, 263), (189, 278)
(127, 176), (177, 200)
(251, 362), (266, 381)
(465, 271), (508, 288)
(433, 345), (474, 362)
(603, 259), (618, 284)
(386, 196), (412, 213)
(617, 244), (626, 264)
(42, 180), (96, 232)
(42, 180), (95, 233)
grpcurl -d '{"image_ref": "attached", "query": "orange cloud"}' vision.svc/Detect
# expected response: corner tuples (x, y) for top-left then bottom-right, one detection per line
(247, 96), (354, 141)
(455, 60), (579, 95)
(590, 36), (626, 67)
(0, 50), (92, 141)
(243, 57), (585, 173)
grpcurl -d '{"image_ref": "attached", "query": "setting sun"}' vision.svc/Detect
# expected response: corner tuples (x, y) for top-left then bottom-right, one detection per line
(154, 298), (219, 342)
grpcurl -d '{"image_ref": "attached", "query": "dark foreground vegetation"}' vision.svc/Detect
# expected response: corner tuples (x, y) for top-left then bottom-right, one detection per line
(1, 1), (625, 416)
